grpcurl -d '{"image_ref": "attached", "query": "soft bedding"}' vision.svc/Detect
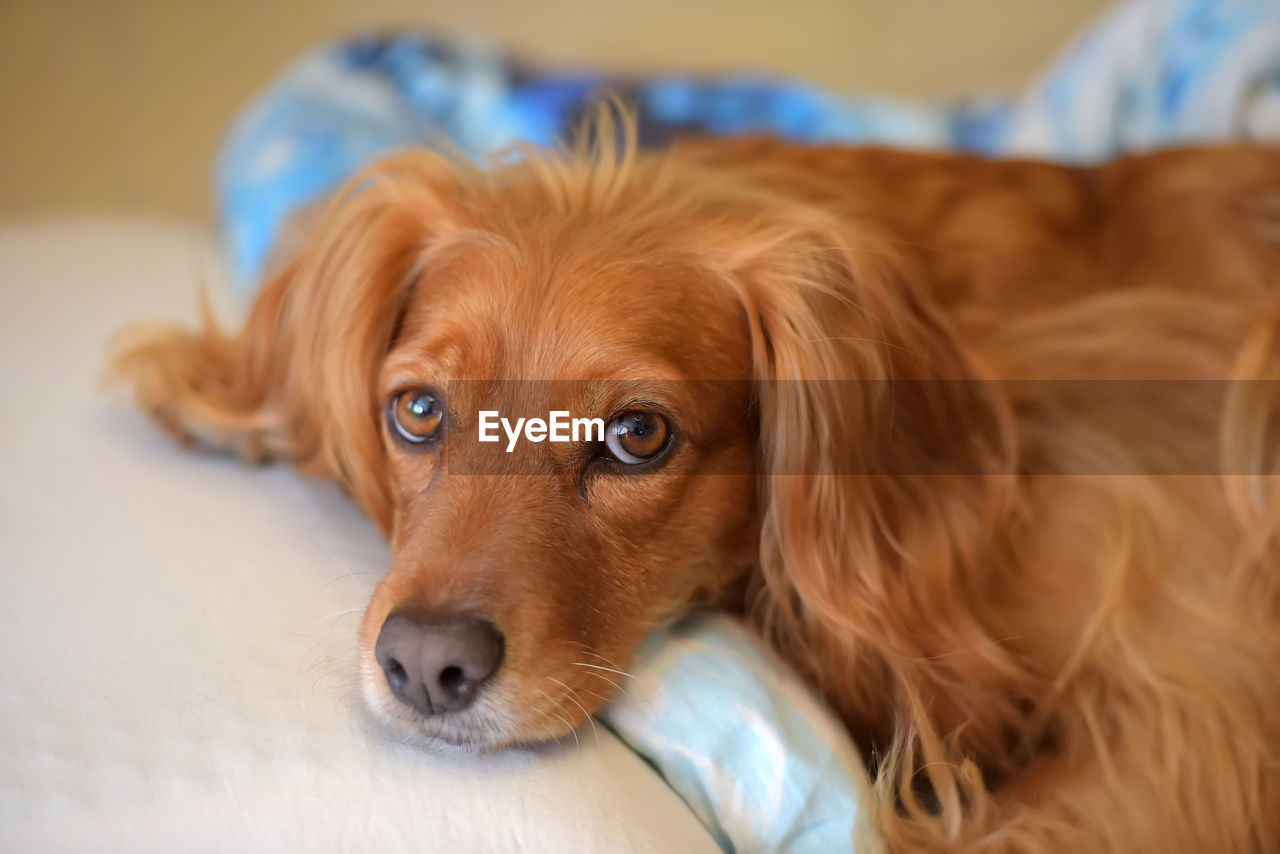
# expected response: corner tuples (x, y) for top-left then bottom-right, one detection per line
(0, 222), (721, 854)
(210, 1), (1280, 850)
(222, 0), (1280, 286)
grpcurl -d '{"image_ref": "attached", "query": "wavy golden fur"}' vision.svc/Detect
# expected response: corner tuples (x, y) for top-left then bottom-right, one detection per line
(113, 110), (1280, 851)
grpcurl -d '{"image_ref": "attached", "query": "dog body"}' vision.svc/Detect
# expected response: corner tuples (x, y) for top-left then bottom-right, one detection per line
(116, 130), (1280, 851)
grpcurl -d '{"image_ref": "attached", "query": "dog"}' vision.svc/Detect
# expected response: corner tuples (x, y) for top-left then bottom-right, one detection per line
(113, 112), (1280, 851)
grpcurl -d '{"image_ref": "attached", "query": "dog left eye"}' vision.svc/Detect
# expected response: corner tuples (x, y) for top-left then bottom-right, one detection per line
(388, 389), (444, 445)
(604, 411), (670, 464)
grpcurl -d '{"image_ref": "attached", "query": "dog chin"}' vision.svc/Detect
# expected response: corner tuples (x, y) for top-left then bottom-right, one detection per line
(390, 721), (497, 755)
(357, 667), (546, 754)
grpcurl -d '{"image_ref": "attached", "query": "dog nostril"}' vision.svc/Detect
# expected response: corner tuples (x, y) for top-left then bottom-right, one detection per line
(439, 665), (466, 695)
(384, 657), (408, 689)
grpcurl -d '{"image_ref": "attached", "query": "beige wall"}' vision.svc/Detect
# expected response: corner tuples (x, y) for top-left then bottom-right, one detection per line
(0, 0), (1109, 224)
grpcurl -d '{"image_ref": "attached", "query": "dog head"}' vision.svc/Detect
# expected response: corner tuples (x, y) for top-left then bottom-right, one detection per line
(115, 117), (1002, 750)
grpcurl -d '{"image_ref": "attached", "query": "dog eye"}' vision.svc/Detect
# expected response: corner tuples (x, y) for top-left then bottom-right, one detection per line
(604, 411), (670, 464)
(388, 389), (444, 445)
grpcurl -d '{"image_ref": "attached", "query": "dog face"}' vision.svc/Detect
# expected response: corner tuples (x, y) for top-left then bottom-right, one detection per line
(356, 196), (763, 748)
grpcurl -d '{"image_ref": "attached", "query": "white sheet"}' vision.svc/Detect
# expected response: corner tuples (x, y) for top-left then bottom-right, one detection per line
(0, 220), (718, 853)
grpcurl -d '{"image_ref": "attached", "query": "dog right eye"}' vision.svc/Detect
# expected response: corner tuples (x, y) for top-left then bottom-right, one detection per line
(388, 389), (444, 445)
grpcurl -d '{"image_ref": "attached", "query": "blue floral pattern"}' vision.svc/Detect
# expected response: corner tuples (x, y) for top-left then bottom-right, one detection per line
(221, 0), (1280, 292)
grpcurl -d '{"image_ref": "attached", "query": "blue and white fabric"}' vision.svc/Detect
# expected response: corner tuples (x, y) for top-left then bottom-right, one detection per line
(220, 0), (1280, 291)
(596, 615), (868, 853)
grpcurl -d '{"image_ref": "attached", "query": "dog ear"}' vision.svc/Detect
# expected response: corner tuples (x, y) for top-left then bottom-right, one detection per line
(111, 152), (466, 533)
(715, 205), (1029, 761)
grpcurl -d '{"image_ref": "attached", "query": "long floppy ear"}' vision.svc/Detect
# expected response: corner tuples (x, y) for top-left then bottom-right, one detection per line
(111, 152), (465, 533)
(715, 202), (1031, 798)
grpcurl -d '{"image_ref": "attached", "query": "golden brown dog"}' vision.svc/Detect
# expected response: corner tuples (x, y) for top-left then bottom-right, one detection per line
(113, 114), (1280, 851)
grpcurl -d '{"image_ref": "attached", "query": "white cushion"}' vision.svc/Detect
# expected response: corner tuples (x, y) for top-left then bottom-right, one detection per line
(0, 220), (717, 853)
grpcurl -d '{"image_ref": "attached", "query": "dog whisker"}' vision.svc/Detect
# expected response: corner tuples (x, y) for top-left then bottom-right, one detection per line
(548, 676), (600, 746)
(313, 606), (366, 625)
(534, 687), (580, 752)
(313, 559), (381, 597)
(572, 661), (638, 681)
(572, 663), (632, 699)
(577, 686), (611, 704)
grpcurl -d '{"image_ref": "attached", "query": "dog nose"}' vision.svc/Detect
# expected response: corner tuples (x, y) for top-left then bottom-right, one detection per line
(374, 614), (505, 715)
